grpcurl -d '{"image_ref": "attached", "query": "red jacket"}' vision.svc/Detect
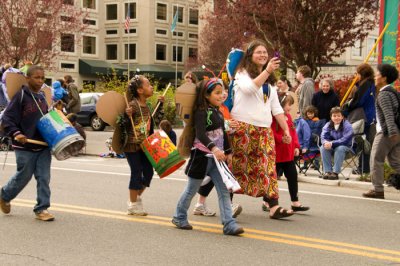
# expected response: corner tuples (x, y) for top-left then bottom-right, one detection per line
(271, 113), (300, 163)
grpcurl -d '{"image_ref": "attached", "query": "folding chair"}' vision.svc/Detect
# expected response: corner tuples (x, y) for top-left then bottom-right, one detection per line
(339, 120), (369, 179)
(295, 134), (322, 176)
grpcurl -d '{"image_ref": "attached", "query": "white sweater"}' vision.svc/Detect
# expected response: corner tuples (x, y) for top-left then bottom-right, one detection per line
(231, 70), (283, 127)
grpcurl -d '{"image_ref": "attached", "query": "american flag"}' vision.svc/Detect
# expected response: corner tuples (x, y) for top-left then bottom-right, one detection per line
(125, 4), (131, 31)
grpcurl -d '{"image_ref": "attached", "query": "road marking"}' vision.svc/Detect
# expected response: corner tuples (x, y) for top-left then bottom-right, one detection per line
(2, 161), (399, 204)
(12, 199), (400, 263)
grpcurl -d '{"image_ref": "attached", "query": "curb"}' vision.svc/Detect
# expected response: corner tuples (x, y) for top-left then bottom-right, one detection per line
(85, 150), (398, 193)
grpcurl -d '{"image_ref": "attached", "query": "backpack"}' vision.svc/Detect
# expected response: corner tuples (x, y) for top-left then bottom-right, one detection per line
(381, 88), (400, 129)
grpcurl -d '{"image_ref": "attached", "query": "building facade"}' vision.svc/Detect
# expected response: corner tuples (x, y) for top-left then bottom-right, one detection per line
(51, 0), (204, 89)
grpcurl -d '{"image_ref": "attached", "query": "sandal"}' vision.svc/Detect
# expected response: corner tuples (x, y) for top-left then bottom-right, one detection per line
(269, 207), (294, 220)
(291, 205), (310, 212)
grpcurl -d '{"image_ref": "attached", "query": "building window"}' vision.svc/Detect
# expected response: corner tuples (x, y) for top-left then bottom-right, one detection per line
(352, 40), (362, 57)
(82, 0), (96, 9)
(106, 44), (118, 60)
(172, 46), (183, 62)
(188, 47), (197, 59)
(156, 44), (167, 61)
(189, 8), (198, 25)
(45, 78), (52, 86)
(173, 5), (183, 23)
(11, 27), (27, 47)
(61, 63), (75, 69)
(125, 28), (136, 34)
(61, 16), (73, 22)
(367, 37), (378, 58)
(125, 2), (137, 19)
(106, 4), (117, 20)
(188, 32), (198, 39)
(38, 12), (51, 19)
(63, 0), (74, 5)
(83, 36), (96, 54)
(156, 29), (167, 35)
(173, 31), (184, 37)
(157, 3), (167, 21)
(83, 19), (96, 26)
(61, 33), (75, 52)
(38, 30), (52, 50)
(124, 44), (136, 60)
(106, 29), (118, 35)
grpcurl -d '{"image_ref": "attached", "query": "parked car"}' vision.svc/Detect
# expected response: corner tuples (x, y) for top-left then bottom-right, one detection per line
(77, 92), (107, 131)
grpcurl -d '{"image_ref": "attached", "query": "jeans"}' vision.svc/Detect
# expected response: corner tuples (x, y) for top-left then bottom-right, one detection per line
(1, 148), (52, 213)
(125, 151), (154, 190)
(320, 145), (351, 174)
(173, 157), (240, 234)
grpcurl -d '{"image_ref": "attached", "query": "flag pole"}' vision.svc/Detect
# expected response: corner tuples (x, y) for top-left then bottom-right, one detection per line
(175, 31), (178, 89)
(171, 8), (179, 89)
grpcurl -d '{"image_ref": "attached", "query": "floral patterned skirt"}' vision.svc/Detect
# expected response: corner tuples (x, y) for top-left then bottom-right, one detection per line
(231, 122), (279, 198)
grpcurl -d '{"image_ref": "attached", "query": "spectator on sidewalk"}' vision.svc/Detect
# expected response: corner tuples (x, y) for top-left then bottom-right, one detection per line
(296, 65), (315, 117)
(344, 63), (376, 175)
(312, 78), (340, 121)
(320, 107), (353, 180)
(64, 75), (81, 114)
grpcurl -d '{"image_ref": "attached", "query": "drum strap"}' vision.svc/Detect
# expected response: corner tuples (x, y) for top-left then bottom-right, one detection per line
(30, 90), (45, 117)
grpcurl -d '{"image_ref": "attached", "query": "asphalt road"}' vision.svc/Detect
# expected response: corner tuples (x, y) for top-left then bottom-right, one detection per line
(0, 151), (400, 265)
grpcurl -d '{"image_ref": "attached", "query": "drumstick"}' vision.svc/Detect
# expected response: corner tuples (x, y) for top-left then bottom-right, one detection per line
(14, 138), (48, 146)
(152, 83), (171, 117)
(123, 92), (138, 139)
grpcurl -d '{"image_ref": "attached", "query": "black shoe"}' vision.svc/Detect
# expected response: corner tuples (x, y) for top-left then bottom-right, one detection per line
(328, 173), (339, 180)
(292, 205), (310, 212)
(224, 227), (244, 236)
(171, 218), (193, 230)
(323, 172), (332, 179)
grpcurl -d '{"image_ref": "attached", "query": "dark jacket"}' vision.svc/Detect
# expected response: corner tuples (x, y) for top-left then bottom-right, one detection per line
(185, 107), (231, 179)
(2, 86), (48, 151)
(311, 89), (340, 121)
(347, 79), (376, 125)
(66, 82), (81, 114)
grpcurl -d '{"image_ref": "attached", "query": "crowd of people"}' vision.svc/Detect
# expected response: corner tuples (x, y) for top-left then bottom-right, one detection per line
(0, 39), (399, 234)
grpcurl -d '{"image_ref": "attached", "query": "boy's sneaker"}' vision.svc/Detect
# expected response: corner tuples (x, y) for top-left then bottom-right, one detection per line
(35, 210), (55, 221)
(193, 203), (216, 217)
(0, 197), (10, 214)
(231, 203), (242, 218)
(224, 227), (245, 236)
(127, 201), (147, 216)
(171, 218), (193, 230)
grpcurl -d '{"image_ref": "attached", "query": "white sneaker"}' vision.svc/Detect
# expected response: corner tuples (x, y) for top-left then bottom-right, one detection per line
(231, 203), (242, 218)
(127, 201), (147, 216)
(193, 203), (216, 217)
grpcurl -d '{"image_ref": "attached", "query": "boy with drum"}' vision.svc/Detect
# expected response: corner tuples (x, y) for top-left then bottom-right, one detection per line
(0, 65), (55, 221)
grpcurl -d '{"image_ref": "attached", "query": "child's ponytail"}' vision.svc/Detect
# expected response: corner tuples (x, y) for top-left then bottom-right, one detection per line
(127, 75), (144, 101)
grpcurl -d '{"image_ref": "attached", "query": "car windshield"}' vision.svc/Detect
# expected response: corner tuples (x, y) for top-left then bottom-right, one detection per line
(80, 93), (102, 105)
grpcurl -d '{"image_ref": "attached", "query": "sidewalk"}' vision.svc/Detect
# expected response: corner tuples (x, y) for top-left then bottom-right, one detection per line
(83, 129), (397, 193)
